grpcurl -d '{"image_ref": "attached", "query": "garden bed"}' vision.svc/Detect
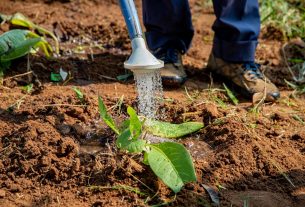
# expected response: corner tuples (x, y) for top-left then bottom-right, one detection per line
(0, 0), (304, 206)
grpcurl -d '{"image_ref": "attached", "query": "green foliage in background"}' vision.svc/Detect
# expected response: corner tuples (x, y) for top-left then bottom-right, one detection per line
(260, 0), (305, 39)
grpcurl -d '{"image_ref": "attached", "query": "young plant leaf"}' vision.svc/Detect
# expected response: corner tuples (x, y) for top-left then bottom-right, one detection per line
(127, 106), (142, 139)
(0, 29), (52, 63)
(116, 129), (146, 153)
(145, 120), (203, 138)
(21, 83), (33, 94)
(7, 12), (59, 54)
(223, 83), (239, 105)
(143, 152), (149, 165)
(98, 96), (120, 135)
(0, 29), (29, 55)
(72, 87), (84, 102)
(1, 37), (41, 62)
(119, 119), (130, 133)
(147, 142), (197, 193)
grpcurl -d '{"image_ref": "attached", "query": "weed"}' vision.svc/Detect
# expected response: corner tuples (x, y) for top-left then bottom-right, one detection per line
(223, 83), (239, 105)
(292, 114), (305, 125)
(214, 96), (227, 109)
(281, 97), (298, 107)
(72, 87), (85, 103)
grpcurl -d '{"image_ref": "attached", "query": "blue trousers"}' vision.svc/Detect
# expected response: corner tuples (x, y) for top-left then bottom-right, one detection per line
(142, 0), (260, 63)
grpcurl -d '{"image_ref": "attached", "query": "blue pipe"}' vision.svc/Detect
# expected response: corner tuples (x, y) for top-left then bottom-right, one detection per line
(119, 0), (143, 39)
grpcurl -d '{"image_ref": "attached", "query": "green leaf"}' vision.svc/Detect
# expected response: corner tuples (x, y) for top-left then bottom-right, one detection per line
(98, 96), (120, 135)
(10, 13), (35, 28)
(0, 29), (51, 63)
(214, 96), (227, 109)
(127, 106), (142, 139)
(119, 119), (130, 133)
(21, 83), (33, 94)
(147, 142), (197, 193)
(145, 120), (203, 138)
(143, 152), (149, 165)
(116, 129), (146, 153)
(72, 87), (84, 102)
(223, 83), (239, 105)
(0, 29), (29, 56)
(50, 72), (62, 82)
(8, 12), (59, 54)
(1, 37), (41, 62)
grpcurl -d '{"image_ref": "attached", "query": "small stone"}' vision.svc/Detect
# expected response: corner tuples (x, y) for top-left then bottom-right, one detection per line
(258, 162), (264, 169)
(58, 124), (71, 135)
(0, 189), (6, 198)
(271, 58), (280, 66)
(73, 124), (87, 136)
(202, 103), (220, 125)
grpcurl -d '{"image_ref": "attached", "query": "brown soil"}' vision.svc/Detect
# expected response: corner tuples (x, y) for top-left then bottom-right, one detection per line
(0, 0), (305, 207)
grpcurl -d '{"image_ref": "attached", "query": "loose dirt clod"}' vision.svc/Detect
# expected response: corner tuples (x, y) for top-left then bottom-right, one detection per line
(0, 189), (6, 198)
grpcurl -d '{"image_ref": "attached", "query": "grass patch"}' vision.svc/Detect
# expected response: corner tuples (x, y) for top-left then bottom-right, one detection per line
(260, 0), (305, 39)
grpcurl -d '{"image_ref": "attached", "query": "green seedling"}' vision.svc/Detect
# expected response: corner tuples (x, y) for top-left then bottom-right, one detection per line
(0, 12), (59, 53)
(72, 87), (85, 103)
(249, 123), (257, 129)
(214, 96), (227, 109)
(223, 83), (239, 105)
(0, 29), (52, 79)
(98, 97), (201, 193)
(21, 83), (33, 94)
(292, 114), (305, 125)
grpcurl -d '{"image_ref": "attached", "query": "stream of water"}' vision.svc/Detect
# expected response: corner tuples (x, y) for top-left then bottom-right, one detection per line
(133, 70), (163, 119)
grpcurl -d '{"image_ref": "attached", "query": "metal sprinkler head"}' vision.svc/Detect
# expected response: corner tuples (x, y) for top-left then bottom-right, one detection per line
(119, 0), (163, 74)
(124, 38), (164, 73)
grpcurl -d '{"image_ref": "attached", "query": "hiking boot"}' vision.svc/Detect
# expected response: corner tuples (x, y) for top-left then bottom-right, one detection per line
(154, 48), (187, 86)
(207, 53), (280, 102)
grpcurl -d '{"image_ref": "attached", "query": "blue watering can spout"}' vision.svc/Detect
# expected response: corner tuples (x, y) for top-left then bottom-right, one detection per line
(119, 0), (164, 72)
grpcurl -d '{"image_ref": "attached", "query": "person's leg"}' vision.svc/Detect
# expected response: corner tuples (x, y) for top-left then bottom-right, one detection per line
(208, 0), (280, 101)
(142, 0), (194, 53)
(212, 0), (260, 63)
(142, 0), (194, 86)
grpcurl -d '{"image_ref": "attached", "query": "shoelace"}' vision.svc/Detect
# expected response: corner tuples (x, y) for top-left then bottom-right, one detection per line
(243, 62), (263, 80)
(154, 48), (179, 64)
